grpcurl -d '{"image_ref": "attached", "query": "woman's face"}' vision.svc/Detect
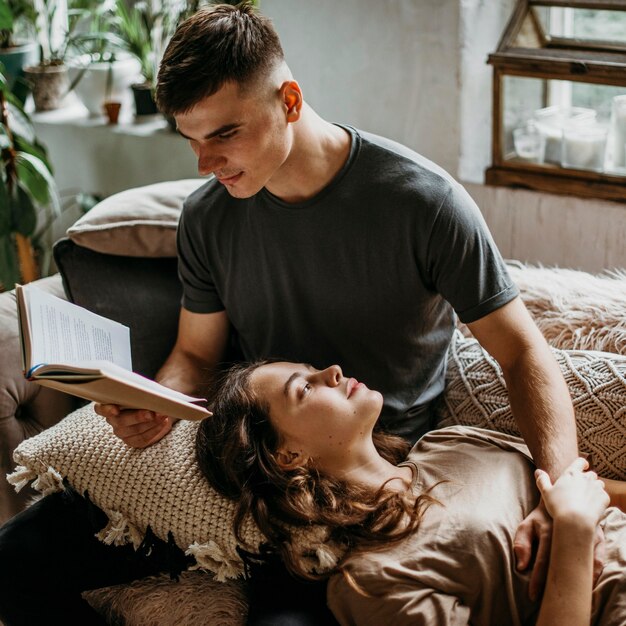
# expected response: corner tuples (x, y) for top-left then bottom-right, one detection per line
(250, 362), (383, 469)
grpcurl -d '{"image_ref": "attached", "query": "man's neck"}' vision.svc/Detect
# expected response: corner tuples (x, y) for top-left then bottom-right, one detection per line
(265, 104), (351, 204)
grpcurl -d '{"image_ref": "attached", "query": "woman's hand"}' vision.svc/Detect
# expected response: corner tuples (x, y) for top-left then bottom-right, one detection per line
(535, 457), (610, 529)
(534, 457), (609, 626)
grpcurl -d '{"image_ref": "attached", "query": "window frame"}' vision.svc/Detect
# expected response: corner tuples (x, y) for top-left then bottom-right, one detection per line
(486, 0), (626, 203)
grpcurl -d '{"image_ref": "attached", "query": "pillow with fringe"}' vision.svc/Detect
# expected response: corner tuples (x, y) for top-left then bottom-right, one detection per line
(8, 404), (342, 581)
(437, 331), (626, 479)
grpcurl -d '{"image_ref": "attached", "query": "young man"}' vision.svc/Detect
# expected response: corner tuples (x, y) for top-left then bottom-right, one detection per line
(0, 4), (591, 626)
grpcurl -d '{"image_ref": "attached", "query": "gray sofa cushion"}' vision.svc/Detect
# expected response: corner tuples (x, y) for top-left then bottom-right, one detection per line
(53, 238), (182, 379)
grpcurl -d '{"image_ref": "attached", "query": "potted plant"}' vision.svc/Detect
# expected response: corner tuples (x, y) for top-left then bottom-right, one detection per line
(0, 0), (39, 95)
(0, 62), (60, 289)
(113, 0), (166, 116)
(102, 54), (121, 123)
(66, 0), (140, 117)
(22, 0), (72, 111)
(23, 0), (115, 111)
(114, 0), (251, 119)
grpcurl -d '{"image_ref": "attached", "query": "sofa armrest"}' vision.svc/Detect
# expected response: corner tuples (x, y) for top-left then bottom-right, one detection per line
(0, 274), (77, 523)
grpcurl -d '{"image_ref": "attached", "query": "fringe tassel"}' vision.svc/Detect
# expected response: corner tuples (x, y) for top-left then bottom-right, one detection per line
(6, 465), (36, 492)
(315, 543), (339, 571)
(95, 510), (144, 549)
(6, 465), (341, 577)
(6, 465), (64, 496)
(32, 467), (64, 496)
(186, 541), (243, 582)
(291, 526), (343, 573)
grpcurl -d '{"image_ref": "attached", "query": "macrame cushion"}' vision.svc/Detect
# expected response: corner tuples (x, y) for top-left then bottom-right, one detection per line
(9, 405), (340, 581)
(438, 331), (626, 479)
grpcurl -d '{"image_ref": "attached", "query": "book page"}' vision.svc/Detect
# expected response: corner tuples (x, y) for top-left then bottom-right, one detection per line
(24, 285), (132, 371)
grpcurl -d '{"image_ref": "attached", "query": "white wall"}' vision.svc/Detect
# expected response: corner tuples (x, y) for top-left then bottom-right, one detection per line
(264, 0), (461, 174)
(468, 183), (626, 271)
(263, 0), (626, 272)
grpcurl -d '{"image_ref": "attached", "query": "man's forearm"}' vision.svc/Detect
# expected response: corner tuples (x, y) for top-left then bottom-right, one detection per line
(155, 347), (218, 398)
(503, 342), (578, 479)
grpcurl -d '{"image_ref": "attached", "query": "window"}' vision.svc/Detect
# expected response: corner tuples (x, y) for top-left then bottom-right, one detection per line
(486, 0), (626, 203)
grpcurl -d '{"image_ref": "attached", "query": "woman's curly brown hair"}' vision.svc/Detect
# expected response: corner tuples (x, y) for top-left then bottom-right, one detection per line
(196, 361), (438, 580)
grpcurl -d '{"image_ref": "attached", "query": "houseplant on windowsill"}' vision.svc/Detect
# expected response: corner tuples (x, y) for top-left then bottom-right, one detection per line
(66, 0), (140, 117)
(23, 0), (115, 111)
(114, 0), (253, 120)
(113, 0), (163, 117)
(0, 63), (60, 289)
(22, 0), (72, 111)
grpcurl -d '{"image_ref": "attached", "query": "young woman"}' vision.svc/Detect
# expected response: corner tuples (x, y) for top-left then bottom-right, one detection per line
(196, 361), (626, 626)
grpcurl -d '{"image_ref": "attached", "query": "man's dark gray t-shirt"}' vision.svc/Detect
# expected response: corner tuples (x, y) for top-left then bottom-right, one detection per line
(177, 126), (518, 442)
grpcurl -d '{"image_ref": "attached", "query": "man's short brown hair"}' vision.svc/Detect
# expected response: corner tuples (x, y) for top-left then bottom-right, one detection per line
(156, 2), (284, 116)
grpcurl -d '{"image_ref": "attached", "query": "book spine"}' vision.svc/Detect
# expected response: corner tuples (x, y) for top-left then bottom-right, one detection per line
(25, 364), (44, 380)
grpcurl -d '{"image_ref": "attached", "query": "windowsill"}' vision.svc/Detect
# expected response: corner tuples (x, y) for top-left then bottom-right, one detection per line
(30, 98), (199, 200)
(31, 100), (173, 138)
(485, 164), (626, 203)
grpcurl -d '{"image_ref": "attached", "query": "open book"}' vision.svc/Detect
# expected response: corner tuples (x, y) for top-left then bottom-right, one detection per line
(16, 285), (211, 421)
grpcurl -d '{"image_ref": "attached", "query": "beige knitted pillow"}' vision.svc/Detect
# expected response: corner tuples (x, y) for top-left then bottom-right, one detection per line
(9, 405), (341, 581)
(437, 331), (626, 479)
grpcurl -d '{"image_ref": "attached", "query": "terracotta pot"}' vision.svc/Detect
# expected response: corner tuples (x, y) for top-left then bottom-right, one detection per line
(68, 55), (141, 117)
(23, 64), (69, 112)
(103, 101), (122, 124)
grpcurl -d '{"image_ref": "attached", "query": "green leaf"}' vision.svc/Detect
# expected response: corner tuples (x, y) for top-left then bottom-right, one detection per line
(12, 183), (37, 236)
(0, 125), (11, 150)
(0, 0), (13, 32)
(14, 136), (53, 174)
(0, 233), (19, 292)
(15, 151), (55, 206)
(6, 100), (35, 144)
(0, 177), (10, 235)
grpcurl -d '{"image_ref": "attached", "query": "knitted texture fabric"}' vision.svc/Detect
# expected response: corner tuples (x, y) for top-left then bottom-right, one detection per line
(437, 331), (626, 479)
(9, 405), (342, 581)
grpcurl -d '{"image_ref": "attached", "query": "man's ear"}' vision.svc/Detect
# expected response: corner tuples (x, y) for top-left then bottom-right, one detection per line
(275, 447), (306, 470)
(279, 80), (302, 123)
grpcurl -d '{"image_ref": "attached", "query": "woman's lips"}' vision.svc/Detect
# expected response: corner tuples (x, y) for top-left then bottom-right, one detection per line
(347, 378), (363, 398)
